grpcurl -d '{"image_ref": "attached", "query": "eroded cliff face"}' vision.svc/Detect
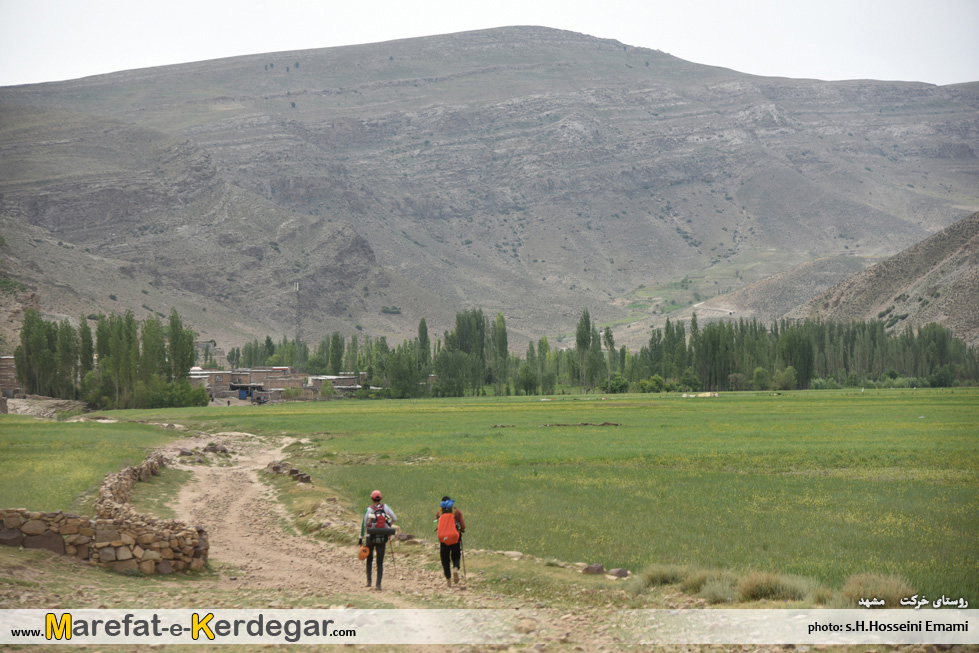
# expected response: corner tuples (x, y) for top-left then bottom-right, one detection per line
(1, 26), (977, 347)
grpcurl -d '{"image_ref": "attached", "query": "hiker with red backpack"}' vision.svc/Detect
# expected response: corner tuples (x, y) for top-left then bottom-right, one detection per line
(359, 490), (397, 591)
(435, 496), (466, 588)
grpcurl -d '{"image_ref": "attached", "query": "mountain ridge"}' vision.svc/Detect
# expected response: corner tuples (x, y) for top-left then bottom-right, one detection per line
(1, 26), (977, 352)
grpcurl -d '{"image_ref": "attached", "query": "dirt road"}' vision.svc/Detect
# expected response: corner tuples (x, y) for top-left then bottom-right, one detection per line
(165, 433), (454, 605)
(158, 431), (636, 650)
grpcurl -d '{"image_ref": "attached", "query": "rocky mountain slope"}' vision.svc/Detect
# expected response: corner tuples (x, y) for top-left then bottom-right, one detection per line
(690, 255), (871, 324)
(788, 211), (979, 345)
(2, 26), (978, 351)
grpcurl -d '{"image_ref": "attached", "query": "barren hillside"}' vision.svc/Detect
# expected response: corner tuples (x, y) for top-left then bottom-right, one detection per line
(2, 26), (978, 351)
(789, 211), (979, 345)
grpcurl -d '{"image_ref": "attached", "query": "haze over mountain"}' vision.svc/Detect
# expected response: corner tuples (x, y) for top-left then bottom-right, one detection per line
(1, 26), (977, 353)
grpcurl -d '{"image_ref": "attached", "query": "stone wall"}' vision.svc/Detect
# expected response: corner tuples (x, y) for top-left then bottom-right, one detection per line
(0, 454), (208, 575)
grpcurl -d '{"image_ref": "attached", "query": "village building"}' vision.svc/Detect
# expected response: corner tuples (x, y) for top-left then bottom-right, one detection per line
(0, 356), (18, 398)
(307, 375), (361, 393)
(188, 367), (367, 402)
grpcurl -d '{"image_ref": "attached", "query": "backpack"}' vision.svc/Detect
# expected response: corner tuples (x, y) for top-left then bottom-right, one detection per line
(437, 509), (460, 545)
(368, 504), (387, 529)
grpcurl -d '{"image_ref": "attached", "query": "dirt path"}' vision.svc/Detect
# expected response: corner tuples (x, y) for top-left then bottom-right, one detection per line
(159, 432), (638, 649)
(165, 433), (453, 607)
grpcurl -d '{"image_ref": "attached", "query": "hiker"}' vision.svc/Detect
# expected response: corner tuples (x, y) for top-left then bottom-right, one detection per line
(359, 490), (396, 591)
(435, 495), (466, 588)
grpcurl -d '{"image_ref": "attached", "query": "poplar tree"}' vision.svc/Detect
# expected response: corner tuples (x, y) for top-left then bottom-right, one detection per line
(329, 332), (344, 375)
(603, 326), (615, 387)
(417, 318), (431, 374)
(575, 309), (591, 393)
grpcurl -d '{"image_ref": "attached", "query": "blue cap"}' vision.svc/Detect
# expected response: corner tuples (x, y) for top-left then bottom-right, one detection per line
(440, 499), (455, 510)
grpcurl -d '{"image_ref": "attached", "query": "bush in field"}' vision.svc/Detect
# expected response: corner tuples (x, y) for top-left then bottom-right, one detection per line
(737, 571), (809, 601)
(638, 374), (665, 393)
(603, 372), (629, 394)
(681, 568), (736, 594)
(679, 367), (701, 391)
(640, 563), (687, 586)
(701, 577), (738, 604)
(841, 573), (914, 608)
(808, 586), (837, 606)
(810, 377), (841, 390)
(727, 372), (748, 391)
(773, 366), (798, 391)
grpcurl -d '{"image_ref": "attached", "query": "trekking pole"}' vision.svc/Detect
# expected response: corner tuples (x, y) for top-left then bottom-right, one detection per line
(460, 537), (467, 585)
(389, 536), (396, 576)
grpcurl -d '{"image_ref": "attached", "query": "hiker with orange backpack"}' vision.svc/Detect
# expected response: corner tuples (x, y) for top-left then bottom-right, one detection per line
(435, 496), (466, 588)
(359, 490), (397, 591)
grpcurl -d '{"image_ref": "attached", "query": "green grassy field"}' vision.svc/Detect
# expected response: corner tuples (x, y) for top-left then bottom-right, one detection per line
(3, 388), (976, 599)
(0, 417), (177, 514)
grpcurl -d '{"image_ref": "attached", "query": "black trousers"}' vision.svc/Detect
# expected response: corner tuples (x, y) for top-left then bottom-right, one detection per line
(366, 539), (386, 585)
(439, 540), (461, 578)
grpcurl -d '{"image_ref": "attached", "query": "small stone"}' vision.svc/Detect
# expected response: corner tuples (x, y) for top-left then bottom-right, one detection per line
(515, 619), (537, 634)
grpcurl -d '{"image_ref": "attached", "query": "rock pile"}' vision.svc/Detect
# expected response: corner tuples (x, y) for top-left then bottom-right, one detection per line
(1, 453), (208, 575)
(264, 460), (312, 484)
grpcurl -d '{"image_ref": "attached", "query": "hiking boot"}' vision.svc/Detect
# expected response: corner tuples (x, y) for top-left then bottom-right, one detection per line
(452, 570), (460, 584)
(375, 583), (382, 592)
(446, 577), (452, 588)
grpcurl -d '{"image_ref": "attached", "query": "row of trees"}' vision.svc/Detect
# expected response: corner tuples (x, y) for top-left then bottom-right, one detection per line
(239, 310), (977, 396)
(14, 308), (208, 409)
(16, 306), (978, 407)
(633, 315), (977, 392)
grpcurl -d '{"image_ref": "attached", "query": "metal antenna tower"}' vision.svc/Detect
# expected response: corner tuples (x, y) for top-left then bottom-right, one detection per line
(295, 281), (303, 370)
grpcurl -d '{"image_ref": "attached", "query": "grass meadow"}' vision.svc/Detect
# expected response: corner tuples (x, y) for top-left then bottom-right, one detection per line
(0, 417), (177, 515)
(2, 388), (976, 600)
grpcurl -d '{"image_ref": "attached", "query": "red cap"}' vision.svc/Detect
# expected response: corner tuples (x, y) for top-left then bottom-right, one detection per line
(371, 490), (382, 500)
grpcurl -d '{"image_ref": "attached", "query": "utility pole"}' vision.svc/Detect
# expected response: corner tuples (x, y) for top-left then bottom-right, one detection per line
(295, 281), (302, 371)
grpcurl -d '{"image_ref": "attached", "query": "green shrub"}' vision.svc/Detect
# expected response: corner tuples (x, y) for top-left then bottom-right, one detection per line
(640, 563), (687, 587)
(841, 573), (914, 608)
(701, 577), (738, 604)
(808, 585), (836, 606)
(810, 377), (841, 390)
(0, 277), (27, 295)
(603, 373), (629, 394)
(639, 375), (665, 393)
(737, 571), (808, 601)
(680, 568), (733, 594)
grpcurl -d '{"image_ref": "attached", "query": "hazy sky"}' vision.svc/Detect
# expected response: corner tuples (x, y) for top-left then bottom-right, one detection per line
(1, 0), (977, 87)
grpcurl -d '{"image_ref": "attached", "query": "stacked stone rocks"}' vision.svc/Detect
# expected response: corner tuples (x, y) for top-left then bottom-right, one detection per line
(265, 460), (312, 484)
(0, 454), (208, 575)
